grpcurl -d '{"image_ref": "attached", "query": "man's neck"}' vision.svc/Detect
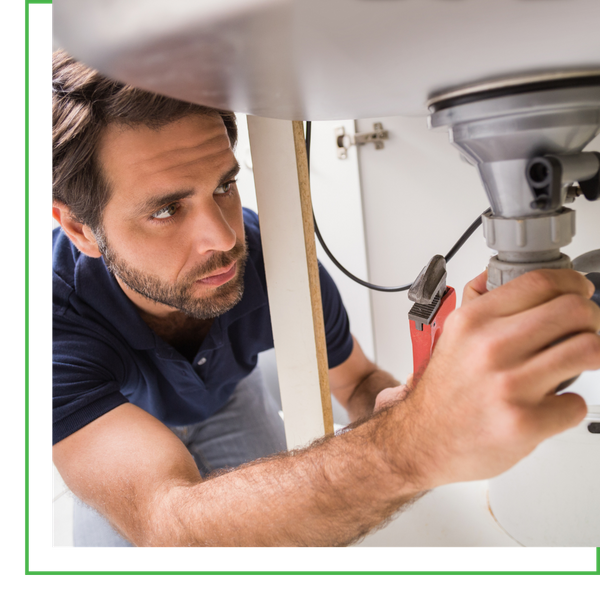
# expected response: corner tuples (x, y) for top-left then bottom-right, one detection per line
(115, 274), (214, 360)
(139, 310), (214, 361)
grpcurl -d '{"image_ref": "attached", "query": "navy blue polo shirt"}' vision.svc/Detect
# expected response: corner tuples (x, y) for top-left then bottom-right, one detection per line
(53, 209), (353, 445)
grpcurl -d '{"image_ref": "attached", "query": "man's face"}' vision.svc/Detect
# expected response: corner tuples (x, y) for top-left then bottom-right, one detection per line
(95, 113), (246, 320)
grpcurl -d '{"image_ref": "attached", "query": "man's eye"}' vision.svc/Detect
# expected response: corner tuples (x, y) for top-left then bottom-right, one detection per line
(152, 203), (178, 219)
(215, 180), (236, 195)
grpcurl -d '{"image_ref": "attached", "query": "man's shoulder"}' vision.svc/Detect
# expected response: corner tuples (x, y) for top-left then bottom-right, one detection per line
(52, 227), (78, 291)
(243, 208), (264, 263)
(243, 207), (260, 240)
(53, 227), (92, 316)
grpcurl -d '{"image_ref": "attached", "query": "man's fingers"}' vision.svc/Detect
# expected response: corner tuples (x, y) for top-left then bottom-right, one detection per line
(514, 332), (600, 399)
(468, 269), (595, 319)
(493, 294), (600, 364)
(521, 392), (588, 442)
(461, 270), (489, 305)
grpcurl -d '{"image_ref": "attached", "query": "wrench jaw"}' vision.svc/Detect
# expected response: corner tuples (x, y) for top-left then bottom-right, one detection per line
(408, 255), (447, 305)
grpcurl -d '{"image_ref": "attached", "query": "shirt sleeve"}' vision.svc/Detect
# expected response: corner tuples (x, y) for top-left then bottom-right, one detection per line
(53, 317), (129, 445)
(318, 262), (354, 368)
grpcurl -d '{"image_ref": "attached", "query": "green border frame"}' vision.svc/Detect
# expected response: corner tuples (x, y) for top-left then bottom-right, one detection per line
(25, 0), (600, 575)
(21, 2), (38, 577)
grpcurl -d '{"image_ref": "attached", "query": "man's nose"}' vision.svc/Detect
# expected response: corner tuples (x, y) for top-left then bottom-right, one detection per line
(191, 199), (237, 255)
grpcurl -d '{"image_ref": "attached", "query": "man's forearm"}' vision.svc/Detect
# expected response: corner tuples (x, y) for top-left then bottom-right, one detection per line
(345, 369), (401, 421)
(145, 401), (422, 547)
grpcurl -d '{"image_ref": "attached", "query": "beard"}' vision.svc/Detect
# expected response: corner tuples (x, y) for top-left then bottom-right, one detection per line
(97, 231), (248, 320)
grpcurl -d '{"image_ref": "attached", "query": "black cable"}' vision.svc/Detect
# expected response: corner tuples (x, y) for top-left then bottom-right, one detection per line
(305, 121), (484, 293)
(444, 212), (486, 263)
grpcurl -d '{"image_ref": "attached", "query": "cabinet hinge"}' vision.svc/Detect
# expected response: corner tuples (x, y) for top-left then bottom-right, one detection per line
(335, 122), (389, 159)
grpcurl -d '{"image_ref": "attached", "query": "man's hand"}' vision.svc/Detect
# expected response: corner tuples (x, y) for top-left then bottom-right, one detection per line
(397, 268), (600, 490)
(372, 269), (491, 415)
(374, 383), (411, 412)
(329, 335), (401, 421)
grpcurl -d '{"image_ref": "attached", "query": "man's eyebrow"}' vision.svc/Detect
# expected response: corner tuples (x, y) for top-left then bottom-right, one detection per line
(218, 161), (241, 185)
(133, 189), (195, 218)
(133, 161), (241, 218)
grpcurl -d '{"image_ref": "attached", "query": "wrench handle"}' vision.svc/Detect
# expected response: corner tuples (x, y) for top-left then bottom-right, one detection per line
(410, 287), (456, 384)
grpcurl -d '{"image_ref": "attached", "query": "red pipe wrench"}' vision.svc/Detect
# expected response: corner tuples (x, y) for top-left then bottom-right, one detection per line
(408, 255), (456, 384)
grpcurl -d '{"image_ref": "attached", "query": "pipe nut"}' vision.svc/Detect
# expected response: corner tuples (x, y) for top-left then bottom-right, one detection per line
(482, 209), (575, 253)
(487, 253), (573, 290)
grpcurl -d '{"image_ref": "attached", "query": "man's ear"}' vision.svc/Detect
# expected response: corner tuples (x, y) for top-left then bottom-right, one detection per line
(52, 200), (102, 258)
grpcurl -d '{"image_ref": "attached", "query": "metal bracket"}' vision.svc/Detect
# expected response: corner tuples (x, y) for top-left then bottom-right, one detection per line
(335, 122), (389, 159)
(526, 151), (600, 210)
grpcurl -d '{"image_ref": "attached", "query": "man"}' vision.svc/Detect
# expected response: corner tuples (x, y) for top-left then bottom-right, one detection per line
(52, 50), (600, 547)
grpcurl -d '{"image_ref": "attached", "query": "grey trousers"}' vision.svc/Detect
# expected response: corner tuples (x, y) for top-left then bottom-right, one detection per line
(72, 367), (287, 547)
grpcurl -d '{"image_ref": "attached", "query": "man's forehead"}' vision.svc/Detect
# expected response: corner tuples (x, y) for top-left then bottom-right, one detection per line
(98, 113), (232, 178)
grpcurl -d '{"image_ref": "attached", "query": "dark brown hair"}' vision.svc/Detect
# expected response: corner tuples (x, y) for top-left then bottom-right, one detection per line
(52, 49), (238, 231)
